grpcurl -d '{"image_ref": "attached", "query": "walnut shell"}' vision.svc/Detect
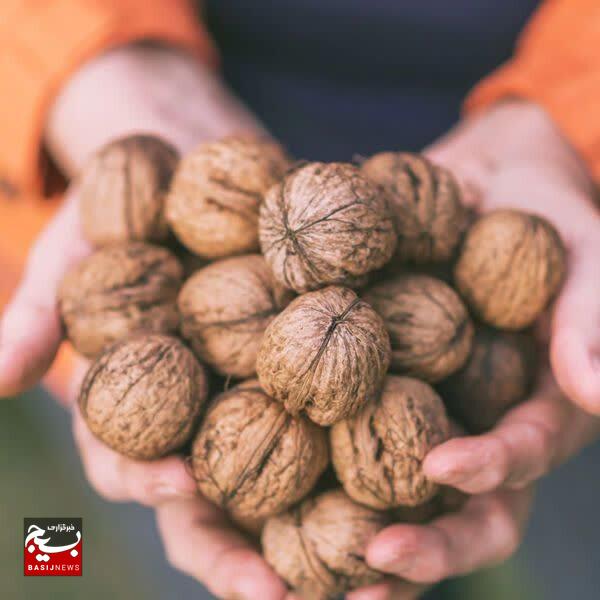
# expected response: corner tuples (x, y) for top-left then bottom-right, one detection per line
(331, 376), (450, 509)
(79, 135), (178, 245)
(361, 152), (467, 263)
(440, 325), (537, 432)
(79, 334), (207, 460)
(58, 243), (183, 358)
(364, 274), (473, 383)
(454, 210), (566, 330)
(166, 136), (289, 259)
(178, 254), (294, 377)
(256, 286), (391, 426)
(259, 162), (397, 293)
(190, 379), (328, 520)
(262, 489), (388, 600)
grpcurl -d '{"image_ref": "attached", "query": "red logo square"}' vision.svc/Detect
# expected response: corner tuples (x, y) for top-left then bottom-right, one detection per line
(24, 518), (82, 576)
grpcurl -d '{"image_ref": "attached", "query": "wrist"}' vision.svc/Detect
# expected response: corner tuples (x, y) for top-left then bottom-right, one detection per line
(45, 44), (264, 177)
(470, 101), (593, 189)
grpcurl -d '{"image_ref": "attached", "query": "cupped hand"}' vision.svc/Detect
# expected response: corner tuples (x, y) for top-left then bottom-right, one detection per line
(419, 101), (600, 497)
(0, 43), (262, 399)
(427, 100), (600, 415)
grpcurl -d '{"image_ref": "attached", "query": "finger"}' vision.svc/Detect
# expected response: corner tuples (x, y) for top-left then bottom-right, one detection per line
(156, 498), (288, 600)
(426, 368), (600, 493)
(551, 240), (600, 415)
(73, 406), (197, 505)
(347, 579), (427, 600)
(0, 189), (91, 397)
(424, 371), (566, 493)
(367, 488), (533, 583)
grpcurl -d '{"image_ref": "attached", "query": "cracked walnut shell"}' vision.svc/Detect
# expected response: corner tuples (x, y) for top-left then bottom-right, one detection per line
(259, 162), (397, 293)
(79, 334), (207, 460)
(364, 274), (473, 383)
(331, 376), (450, 509)
(178, 254), (294, 378)
(455, 210), (566, 330)
(262, 489), (388, 600)
(166, 136), (289, 259)
(58, 243), (183, 358)
(190, 379), (328, 520)
(256, 286), (391, 426)
(79, 135), (178, 245)
(361, 152), (468, 263)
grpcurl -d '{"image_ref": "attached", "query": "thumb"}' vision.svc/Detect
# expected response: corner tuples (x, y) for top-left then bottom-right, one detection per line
(0, 189), (91, 397)
(551, 239), (600, 414)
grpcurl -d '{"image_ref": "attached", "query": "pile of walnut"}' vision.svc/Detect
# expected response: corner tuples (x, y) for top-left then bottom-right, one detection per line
(60, 134), (565, 599)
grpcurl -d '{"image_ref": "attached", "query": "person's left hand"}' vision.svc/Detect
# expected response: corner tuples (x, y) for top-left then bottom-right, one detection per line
(343, 102), (600, 598)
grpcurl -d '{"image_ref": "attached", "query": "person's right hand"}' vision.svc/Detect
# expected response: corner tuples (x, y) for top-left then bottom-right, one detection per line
(0, 42), (292, 598)
(0, 42), (263, 400)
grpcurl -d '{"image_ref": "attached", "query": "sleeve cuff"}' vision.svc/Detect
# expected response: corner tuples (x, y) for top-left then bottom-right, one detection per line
(0, 0), (217, 198)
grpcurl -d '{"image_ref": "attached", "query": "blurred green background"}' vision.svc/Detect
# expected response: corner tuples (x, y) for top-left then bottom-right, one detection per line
(5, 387), (599, 599)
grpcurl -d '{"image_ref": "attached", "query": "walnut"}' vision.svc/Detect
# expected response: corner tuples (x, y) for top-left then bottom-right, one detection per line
(440, 325), (537, 432)
(190, 379), (328, 520)
(79, 135), (178, 246)
(178, 254), (294, 377)
(259, 162), (397, 293)
(262, 489), (388, 599)
(79, 334), (207, 460)
(166, 136), (289, 259)
(391, 419), (466, 521)
(364, 274), (473, 383)
(454, 210), (566, 330)
(331, 375), (450, 509)
(361, 152), (468, 263)
(58, 243), (182, 358)
(256, 286), (391, 426)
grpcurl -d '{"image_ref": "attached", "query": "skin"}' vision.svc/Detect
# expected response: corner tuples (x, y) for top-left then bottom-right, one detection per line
(0, 44), (599, 599)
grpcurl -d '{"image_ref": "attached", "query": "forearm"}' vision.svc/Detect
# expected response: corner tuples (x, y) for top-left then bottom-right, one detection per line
(45, 44), (265, 178)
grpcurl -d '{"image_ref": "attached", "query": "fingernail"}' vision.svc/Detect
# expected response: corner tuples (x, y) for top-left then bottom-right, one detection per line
(427, 445), (489, 485)
(152, 485), (196, 500)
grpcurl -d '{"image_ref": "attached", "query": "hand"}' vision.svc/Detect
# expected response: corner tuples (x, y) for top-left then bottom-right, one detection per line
(419, 102), (600, 496)
(0, 43), (262, 398)
(0, 42), (286, 600)
(340, 104), (600, 599)
(426, 100), (600, 415)
(347, 487), (533, 600)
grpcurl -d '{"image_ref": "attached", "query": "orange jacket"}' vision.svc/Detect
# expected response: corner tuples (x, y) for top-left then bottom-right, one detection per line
(0, 0), (598, 394)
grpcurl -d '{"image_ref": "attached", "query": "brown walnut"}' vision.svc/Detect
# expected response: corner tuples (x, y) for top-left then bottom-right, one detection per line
(259, 162), (397, 293)
(391, 419), (466, 522)
(454, 209), (566, 330)
(361, 152), (468, 263)
(364, 274), (473, 382)
(79, 135), (178, 245)
(190, 379), (328, 520)
(79, 334), (207, 460)
(262, 489), (388, 600)
(58, 243), (182, 358)
(440, 325), (537, 432)
(256, 286), (391, 426)
(166, 135), (289, 259)
(331, 375), (450, 509)
(178, 254), (294, 377)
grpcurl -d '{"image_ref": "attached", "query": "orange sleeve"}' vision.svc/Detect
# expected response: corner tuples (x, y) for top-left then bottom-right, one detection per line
(0, 0), (217, 199)
(466, 0), (600, 180)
